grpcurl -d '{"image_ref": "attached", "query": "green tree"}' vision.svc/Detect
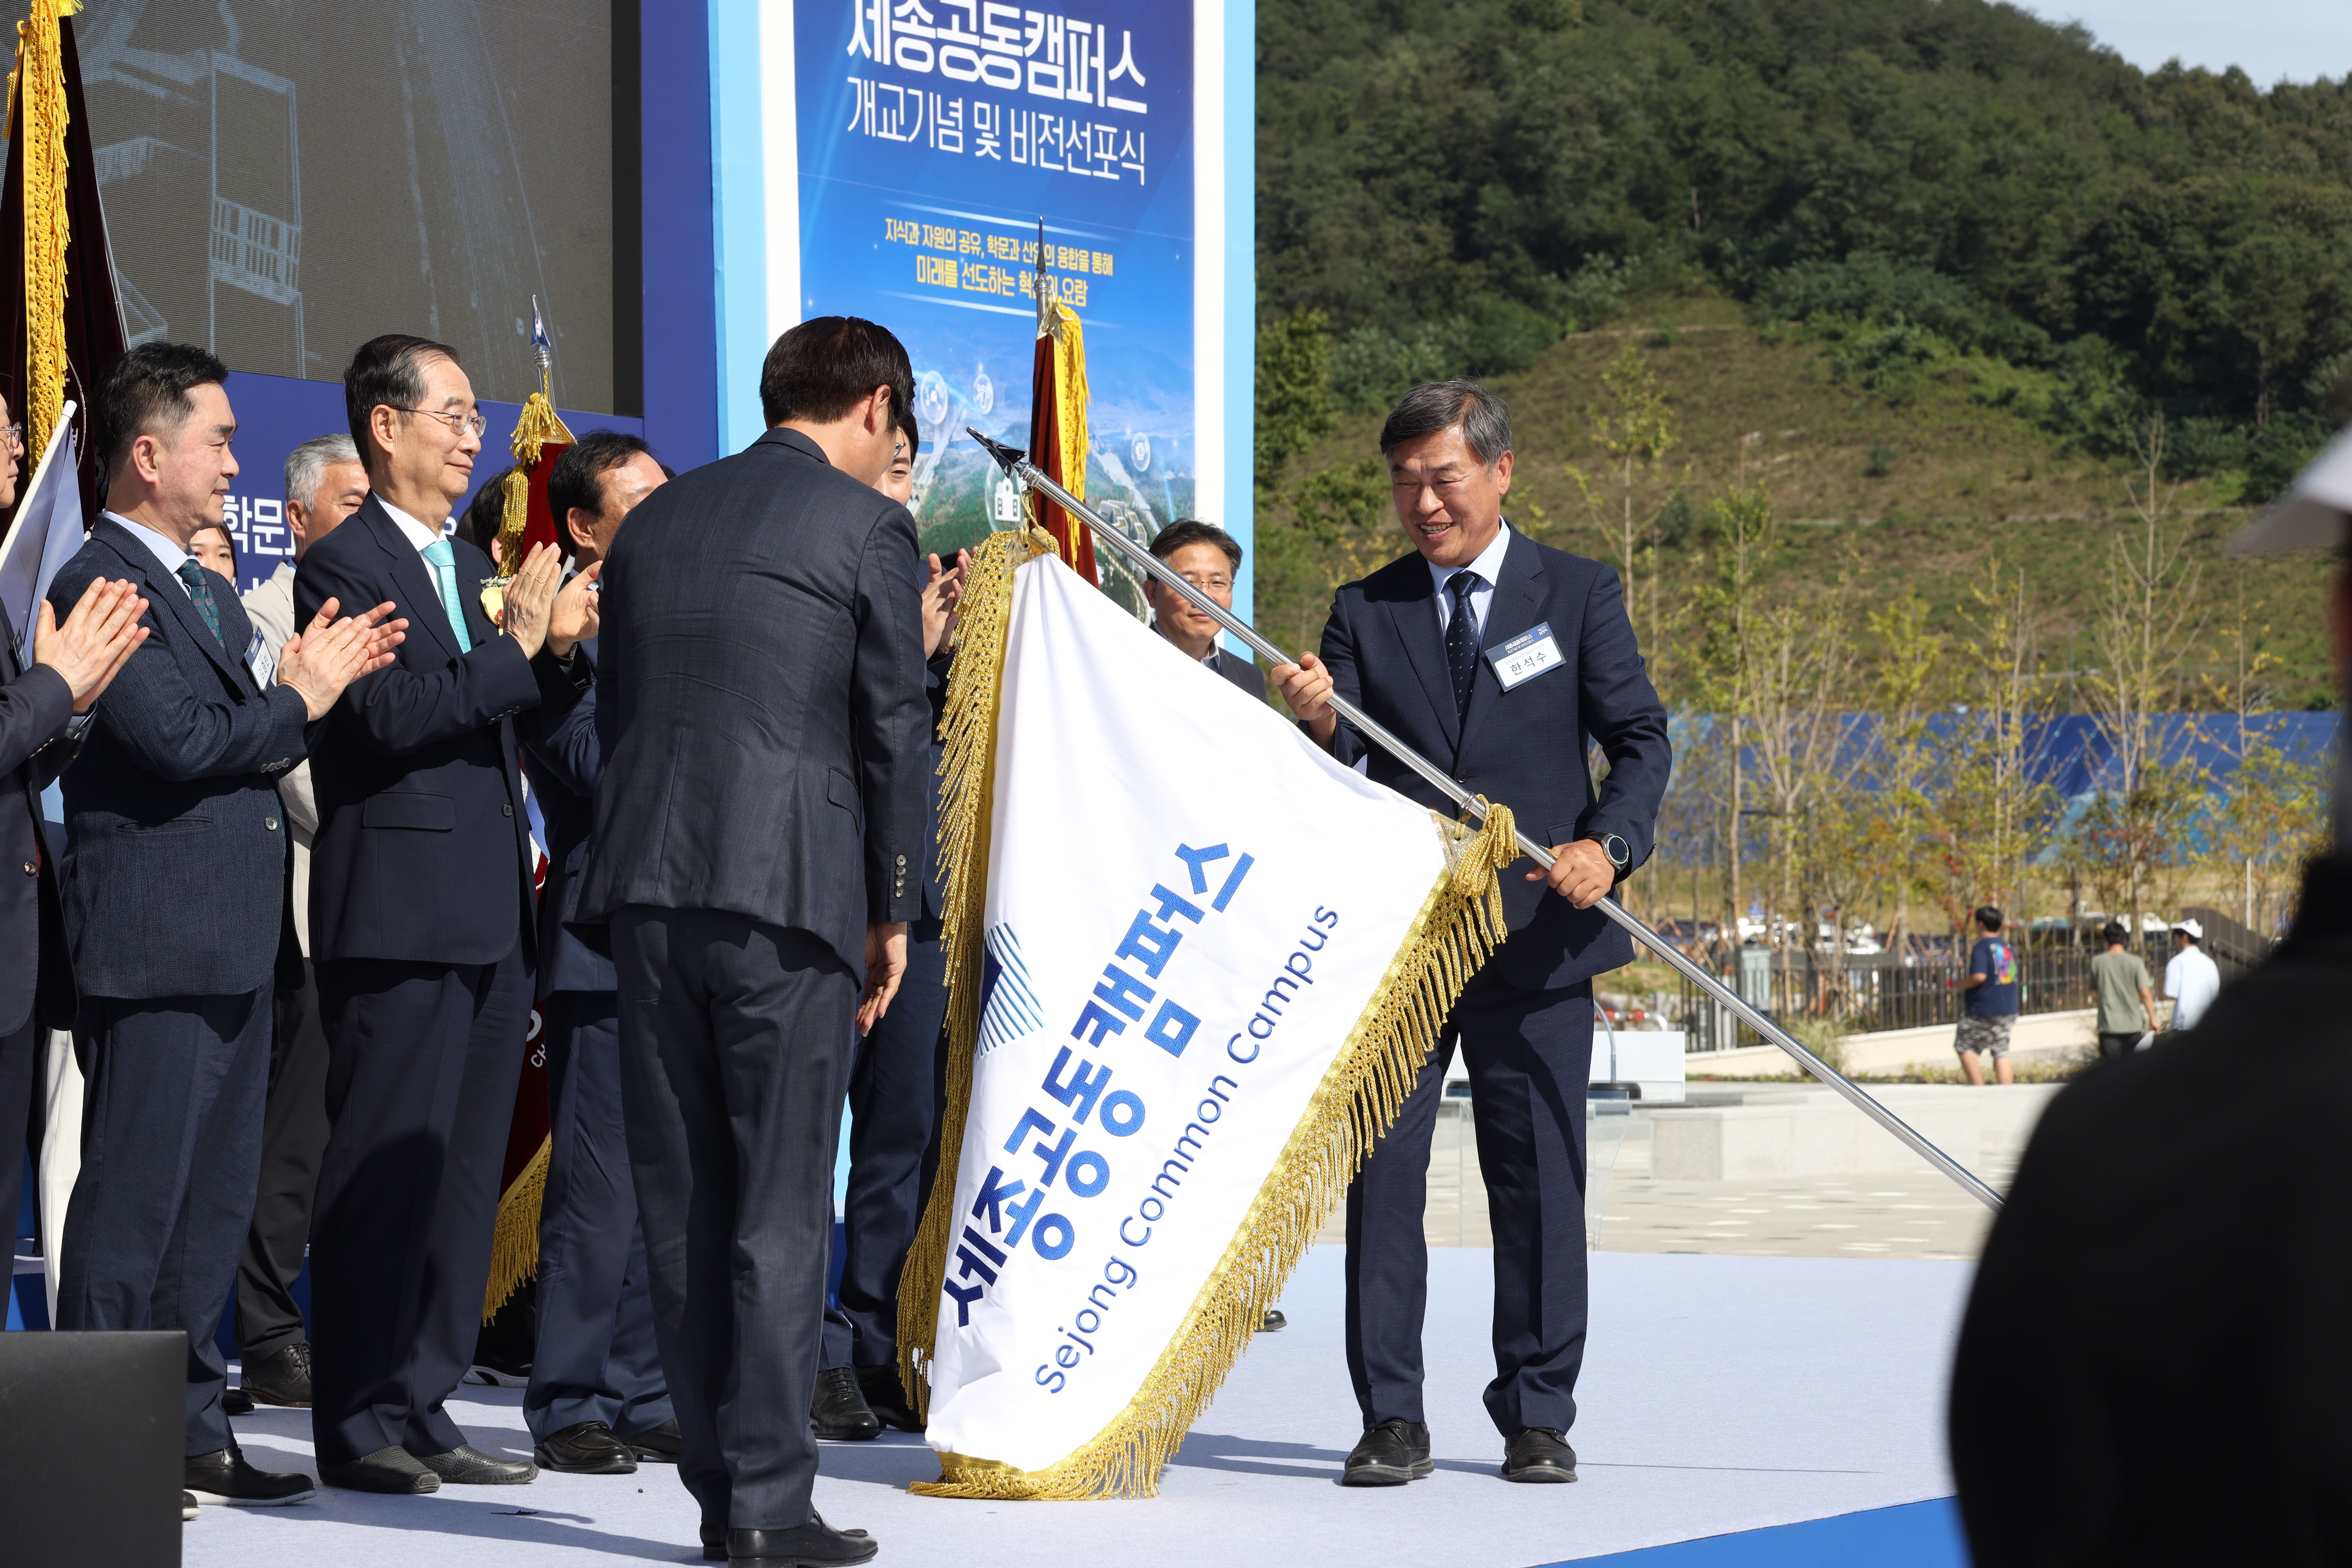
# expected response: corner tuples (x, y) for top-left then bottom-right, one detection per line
(1254, 311), (1337, 500)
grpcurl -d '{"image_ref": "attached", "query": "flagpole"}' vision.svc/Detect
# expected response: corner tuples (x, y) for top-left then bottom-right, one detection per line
(968, 429), (2004, 1213)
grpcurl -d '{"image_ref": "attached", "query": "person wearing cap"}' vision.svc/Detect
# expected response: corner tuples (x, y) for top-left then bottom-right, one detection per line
(1948, 410), (2352, 1560)
(2162, 919), (2219, 1033)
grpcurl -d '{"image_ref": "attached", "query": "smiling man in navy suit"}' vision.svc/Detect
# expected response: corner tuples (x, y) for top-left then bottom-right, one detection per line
(294, 334), (577, 1495)
(1273, 379), (1671, 1490)
(50, 343), (402, 1512)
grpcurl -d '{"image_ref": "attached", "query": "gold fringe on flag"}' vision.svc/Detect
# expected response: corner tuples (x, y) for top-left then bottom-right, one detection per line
(898, 524), (1058, 1411)
(495, 390), (574, 573)
(897, 533), (1524, 1498)
(10, 0), (80, 463)
(482, 1132), (550, 1323)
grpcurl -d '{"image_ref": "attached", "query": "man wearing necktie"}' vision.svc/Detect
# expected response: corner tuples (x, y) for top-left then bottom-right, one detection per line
(1272, 380), (1671, 1490)
(293, 334), (581, 1494)
(48, 343), (405, 1511)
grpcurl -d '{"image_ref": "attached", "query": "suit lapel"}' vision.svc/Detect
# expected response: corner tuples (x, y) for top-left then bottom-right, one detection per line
(457, 541), (499, 651)
(1379, 568), (1461, 751)
(362, 499), (462, 662)
(93, 519), (249, 691)
(1454, 529), (1548, 762)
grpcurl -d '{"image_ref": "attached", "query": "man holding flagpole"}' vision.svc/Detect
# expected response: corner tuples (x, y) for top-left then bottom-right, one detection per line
(1272, 380), (1671, 1488)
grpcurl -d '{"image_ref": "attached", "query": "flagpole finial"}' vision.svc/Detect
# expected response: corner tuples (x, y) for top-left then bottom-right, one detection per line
(968, 427), (1026, 475)
(529, 295), (552, 396)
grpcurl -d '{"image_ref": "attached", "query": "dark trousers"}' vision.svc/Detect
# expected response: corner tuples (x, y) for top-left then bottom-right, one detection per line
(234, 963), (330, 1361)
(56, 989), (272, 1456)
(308, 944), (531, 1465)
(2099, 1031), (2142, 1062)
(0, 1013), (37, 1252)
(821, 929), (950, 1372)
(1344, 975), (1593, 1437)
(524, 989), (672, 1442)
(614, 908), (855, 1534)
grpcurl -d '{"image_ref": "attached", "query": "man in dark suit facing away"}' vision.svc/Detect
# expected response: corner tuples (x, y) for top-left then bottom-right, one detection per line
(578, 316), (930, 1568)
(515, 429), (679, 1475)
(1143, 518), (1267, 702)
(50, 343), (402, 1510)
(1273, 380), (1671, 1489)
(294, 334), (580, 1495)
(0, 382), (149, 1339)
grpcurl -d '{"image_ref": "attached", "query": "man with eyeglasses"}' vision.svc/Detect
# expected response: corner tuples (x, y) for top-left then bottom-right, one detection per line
(1142, 520), (1266, 702)
(294, 334), (598, 1494)
(1271, 379), (1671, 1490)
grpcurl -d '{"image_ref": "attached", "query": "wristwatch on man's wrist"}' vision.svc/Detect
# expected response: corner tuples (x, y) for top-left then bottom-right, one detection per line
(1596, 832), (1630, 871)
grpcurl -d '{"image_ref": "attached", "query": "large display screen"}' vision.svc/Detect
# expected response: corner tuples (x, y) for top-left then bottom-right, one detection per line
(76, 0), (620, 413)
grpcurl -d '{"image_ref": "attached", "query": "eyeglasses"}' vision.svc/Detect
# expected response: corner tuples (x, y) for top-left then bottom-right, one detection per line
(1174, 574), (1233, 594)
(0, 425), (22, 453)
(391, 407), (489, 439)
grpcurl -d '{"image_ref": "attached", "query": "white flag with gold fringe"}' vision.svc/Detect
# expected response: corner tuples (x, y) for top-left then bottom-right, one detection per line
(899, 530), (1519, 1499)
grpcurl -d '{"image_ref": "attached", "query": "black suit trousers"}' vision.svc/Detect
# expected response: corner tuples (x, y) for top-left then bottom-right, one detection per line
(821, 929), (950, 1371)
(0, 1015), (37, 1258)
(308, 944), (530, 1464)
(1344, 975), (1593, 1436)
(57, 989), (272, 1457)
(234, 962), (330, 1361)
(524, 988), (672, 1442)
(613, 908), (855, 1533)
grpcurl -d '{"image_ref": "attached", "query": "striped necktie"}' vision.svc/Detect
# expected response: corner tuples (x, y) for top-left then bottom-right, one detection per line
(175, 559), (225, 649)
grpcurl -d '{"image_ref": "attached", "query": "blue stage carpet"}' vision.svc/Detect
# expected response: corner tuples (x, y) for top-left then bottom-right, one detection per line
(181, 1247), (1970, 1566)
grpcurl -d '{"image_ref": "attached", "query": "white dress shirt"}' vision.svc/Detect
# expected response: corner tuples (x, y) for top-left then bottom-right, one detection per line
(1427, 519), (1513, 643)
(377, 498), (445, 553)
(104, 510), (197, 598)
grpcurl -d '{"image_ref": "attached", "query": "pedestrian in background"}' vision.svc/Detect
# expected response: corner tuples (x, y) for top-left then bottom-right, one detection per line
(1955, 906), (2018, 1086)
(2163, 918), (2220, 1033)
(2090, 922), (2154, 1060)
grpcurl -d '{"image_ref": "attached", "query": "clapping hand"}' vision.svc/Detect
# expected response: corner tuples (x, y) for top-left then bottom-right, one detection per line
(278, 598), (408, 720)
(36, 578), (150, 714)
(498, 542), (565, 659)
(549, 559), (603, 660)
(921, 549), (969, 658)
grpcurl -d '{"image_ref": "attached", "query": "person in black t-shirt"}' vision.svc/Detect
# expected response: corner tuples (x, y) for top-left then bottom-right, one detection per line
(1955, 905), (2020, 1085)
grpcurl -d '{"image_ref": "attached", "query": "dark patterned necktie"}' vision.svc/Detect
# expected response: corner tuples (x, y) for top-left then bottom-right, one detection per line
(1444, 569), (1483, 715)
(176, 559), (225, 649)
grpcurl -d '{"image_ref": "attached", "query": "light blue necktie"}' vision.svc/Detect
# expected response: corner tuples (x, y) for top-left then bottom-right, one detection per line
(420, 538), (473, 653)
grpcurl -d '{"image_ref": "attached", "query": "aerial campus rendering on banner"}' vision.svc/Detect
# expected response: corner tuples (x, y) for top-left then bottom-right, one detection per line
(3, 3), (2351, 1567)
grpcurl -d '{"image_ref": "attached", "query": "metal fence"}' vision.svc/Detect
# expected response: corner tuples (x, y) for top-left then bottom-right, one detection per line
(1674, 931), (2233, 1054)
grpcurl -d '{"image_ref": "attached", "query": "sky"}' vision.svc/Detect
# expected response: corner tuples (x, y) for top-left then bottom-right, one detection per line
(2021, 1), (2352, 87)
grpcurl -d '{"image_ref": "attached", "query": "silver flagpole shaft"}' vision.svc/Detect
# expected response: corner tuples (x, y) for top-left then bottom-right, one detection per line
(979, 434), (2003, 1212)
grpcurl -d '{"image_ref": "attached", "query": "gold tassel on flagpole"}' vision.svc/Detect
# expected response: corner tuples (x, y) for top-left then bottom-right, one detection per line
(897, 530), (1526, 1498)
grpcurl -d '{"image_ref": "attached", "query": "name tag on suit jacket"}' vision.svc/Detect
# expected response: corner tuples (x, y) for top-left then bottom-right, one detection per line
(1485, 622), (1563, 692)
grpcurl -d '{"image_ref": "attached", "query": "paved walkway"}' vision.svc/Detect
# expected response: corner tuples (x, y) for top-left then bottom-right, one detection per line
(1315, 1088), (2017, 1262)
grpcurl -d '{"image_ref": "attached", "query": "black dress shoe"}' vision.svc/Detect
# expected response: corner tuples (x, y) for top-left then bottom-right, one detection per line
(186, 1446), (316, 1506)
(809, 1365), (882, 1442)
(222, 1389), (255, 1416)
(853, 1365), (923, 1433)
(728, 1515), (877, 1566)
(319, 1446), (440, 1494)
(1340, 1418), (1434, 1486)
(240, 1342), (314, 1408)
(1259, 1308), (1288, 1332)
(704, 1519), (873, 1560)
(624, 1416), (682, 1463)
(534, 1419), (637, 1474)
(182, 1491), (199, 1521)
(414, 1443), (538, 1484)
(1501, 1426), (1578, 1483)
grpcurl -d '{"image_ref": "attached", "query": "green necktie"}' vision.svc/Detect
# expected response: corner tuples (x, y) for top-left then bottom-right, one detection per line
(175, 559), (225, 649)
(420, 538), (474, 653)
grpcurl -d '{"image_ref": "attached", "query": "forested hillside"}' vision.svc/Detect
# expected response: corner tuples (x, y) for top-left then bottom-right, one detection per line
(1248, 1), (2346, 937)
